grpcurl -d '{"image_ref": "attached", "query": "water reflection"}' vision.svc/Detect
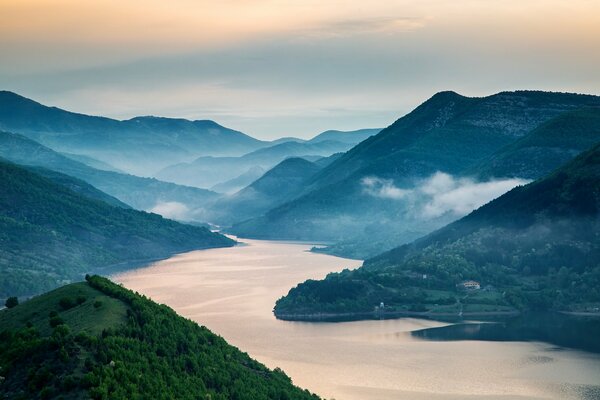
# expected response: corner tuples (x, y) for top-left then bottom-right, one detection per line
(411, 312), (600, 353)
(114, 239), (600, 400)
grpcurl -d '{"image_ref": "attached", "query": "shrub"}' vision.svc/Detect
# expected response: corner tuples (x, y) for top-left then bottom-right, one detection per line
(5, 296), (18, 308)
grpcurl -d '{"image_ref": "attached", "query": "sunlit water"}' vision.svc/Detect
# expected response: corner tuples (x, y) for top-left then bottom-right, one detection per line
(113, 239), (600, 400)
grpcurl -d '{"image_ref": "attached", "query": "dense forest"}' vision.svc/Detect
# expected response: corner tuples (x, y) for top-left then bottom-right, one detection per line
(0, 160), (234, 299)
(0, 276), (318, 399)
(274, 143), (600, 319)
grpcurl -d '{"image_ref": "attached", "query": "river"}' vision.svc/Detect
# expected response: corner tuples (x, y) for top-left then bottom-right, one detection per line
(113, 238), (600, 400)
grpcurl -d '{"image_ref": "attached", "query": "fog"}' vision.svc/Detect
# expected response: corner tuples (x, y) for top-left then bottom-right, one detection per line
(362, 172), (529, 220)
(149, 201), (191, 221)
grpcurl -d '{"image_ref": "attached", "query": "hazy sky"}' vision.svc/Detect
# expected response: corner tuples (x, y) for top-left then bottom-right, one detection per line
(1, 0), (599, 139)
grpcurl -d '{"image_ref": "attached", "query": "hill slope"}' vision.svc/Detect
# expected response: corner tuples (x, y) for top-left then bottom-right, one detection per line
(274, 143), (600, 319)
(0, 276), (318, 400)
(473, 107), (600, 179)
(210, 158), (323, 226)
(0, 130), (219, 215)
(0, 160), (233, 298)
(232, 91), (600, 249)
(0, 91), (266, 175)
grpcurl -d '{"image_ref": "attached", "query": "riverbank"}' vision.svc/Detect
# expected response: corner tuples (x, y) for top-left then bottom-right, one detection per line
(275, 309), (521, 322)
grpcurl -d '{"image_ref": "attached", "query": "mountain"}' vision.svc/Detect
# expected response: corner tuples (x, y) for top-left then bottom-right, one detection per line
(156, 140), (353, 189)
(0, 130), (219, 215)
(0, 275), (318, 400)
(210, 166), (266, 194)
(210, 158), (323, 226)
(274, 143), (600, 319)
(307, 128), (381, 144)
(473, 107), (600, 179)
(0, 160), (234, 298)
(60, 152), (123, 172)
(231, 91), (600, 246)
(0, 91), (266, 175)
(25, 166), (131, 209)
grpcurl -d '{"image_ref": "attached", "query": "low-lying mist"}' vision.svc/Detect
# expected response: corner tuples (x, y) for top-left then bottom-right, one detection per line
(362, 172), (529, 220)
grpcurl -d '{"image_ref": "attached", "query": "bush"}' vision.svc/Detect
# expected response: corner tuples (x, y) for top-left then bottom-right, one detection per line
(5, 296), (18, 308)
(59, 297), (75, 310)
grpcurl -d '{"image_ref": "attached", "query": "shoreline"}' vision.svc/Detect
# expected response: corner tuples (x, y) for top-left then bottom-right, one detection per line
(275, 309), (521, 322)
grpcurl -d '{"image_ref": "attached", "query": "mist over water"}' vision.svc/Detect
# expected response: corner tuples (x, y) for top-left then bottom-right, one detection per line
(114, 239), (600, 400)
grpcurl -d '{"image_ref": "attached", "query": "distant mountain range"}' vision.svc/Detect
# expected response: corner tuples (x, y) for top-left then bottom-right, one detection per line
(208, 157), (323, 226)
(274, 141), (600, 319)
(0, 130), (219, 215)
(156, 139), (362, 189)
(0, 91), (267, 175)
(231, 91), (600, 258)
(0, 159), (234, 299)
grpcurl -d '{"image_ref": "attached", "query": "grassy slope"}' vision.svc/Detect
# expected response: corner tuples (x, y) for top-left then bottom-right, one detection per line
(274, 143), (600, 318)
(0, 276), (318, 400)
(0, 160), (234, 298)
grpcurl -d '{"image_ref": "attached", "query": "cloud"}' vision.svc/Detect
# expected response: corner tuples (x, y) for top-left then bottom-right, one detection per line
(362, 172), (529, 219)
(420, 172), (529, 218)
(149, 201), (191, 221)
(361, 176), (410, 199)
(305, 17), (426, 38)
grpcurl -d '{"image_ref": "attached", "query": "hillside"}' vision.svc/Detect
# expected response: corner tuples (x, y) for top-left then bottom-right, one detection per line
(156, 139), (353, 189)
(0, 91), (266, 175)
(232, 91), (600, 249)
(0, 160), (234, 298)
(25, 166), (131, 209)
(473, 107), (600, 179)
(0, 276), (319, 400)
(274, 143), (600, 319)
(211, 158), (322, 226)
(0, 130), (219, 214)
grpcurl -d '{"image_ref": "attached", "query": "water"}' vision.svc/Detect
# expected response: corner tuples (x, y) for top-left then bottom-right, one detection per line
(113, 238), (600, 400)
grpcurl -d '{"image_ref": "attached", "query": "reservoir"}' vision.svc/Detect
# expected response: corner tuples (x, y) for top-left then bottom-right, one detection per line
(113, 238), (600, 400)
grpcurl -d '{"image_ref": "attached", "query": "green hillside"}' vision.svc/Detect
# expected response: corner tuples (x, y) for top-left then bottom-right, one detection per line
(473, 107), (600, 179)
(0, 160), (234, 298)
(274, 143), (600, 319)
(25, 166), (131, 209)
(0, 276), (319, 400)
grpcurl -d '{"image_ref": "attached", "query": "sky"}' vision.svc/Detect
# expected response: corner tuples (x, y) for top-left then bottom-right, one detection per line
(1, 0), (599, 140)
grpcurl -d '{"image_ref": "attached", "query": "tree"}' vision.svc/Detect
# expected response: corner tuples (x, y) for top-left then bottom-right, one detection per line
(5, 296), (18, 308)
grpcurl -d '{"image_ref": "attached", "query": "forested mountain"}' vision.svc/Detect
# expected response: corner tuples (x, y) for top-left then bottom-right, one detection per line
(0, 130), (219, 215)
(25, 166), (131, 209)
(473, 107), (600, 179)
(210, 158), (323, 226)
(0, 91), (266, 175)
(274, 143), (600, 319)
(232, 91), (600, 255)
(156, 140), (352, 189)
(210, 166), (266, 194)
(0, 160), (234, 298)
(0, 276), (318, 400)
